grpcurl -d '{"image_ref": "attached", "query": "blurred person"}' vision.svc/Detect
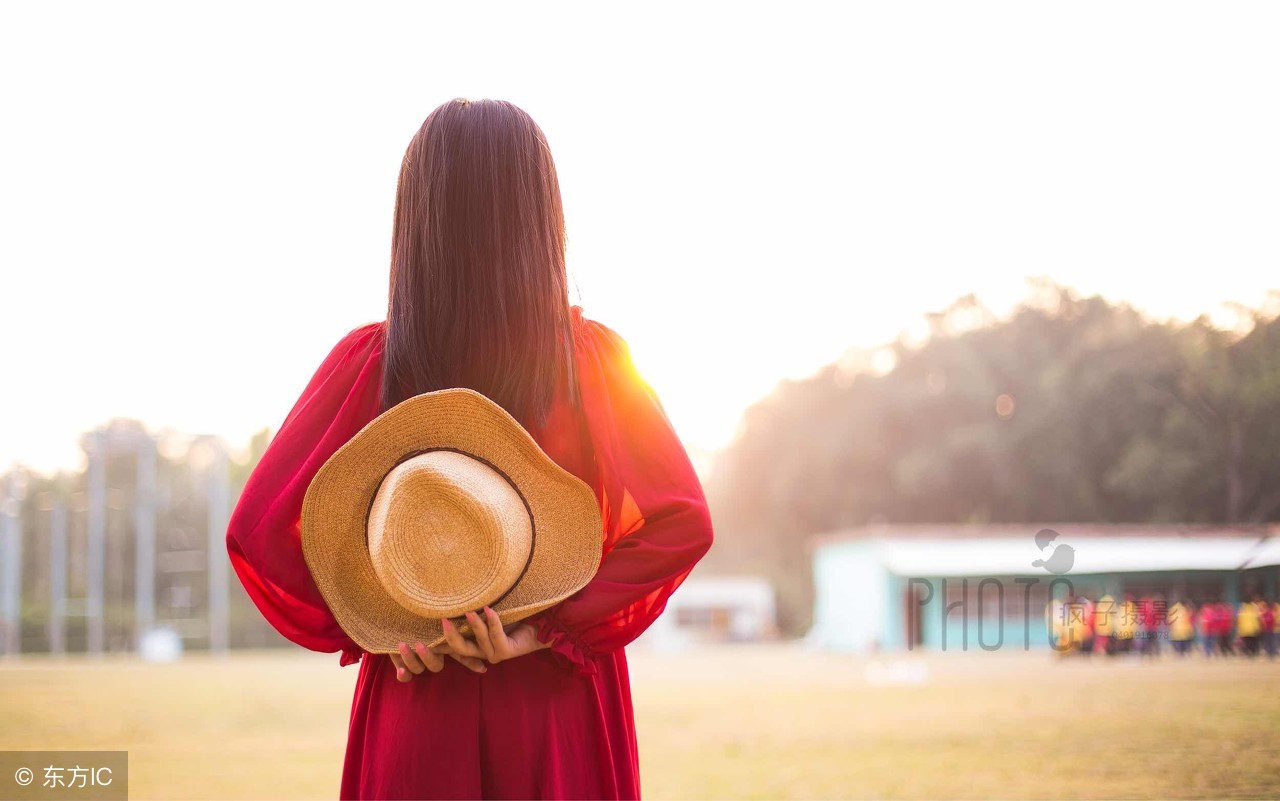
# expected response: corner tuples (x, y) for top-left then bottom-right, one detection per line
(1093, 593), (1116, 656)
(1198, 600), (1219, 657)
(1168, 598), (1195, 657)
(225, 98), (715, 801)
(1047, 595), (1071, 654)
(1065, 595), (1080, 653)
(1116, 592), (1139, 654)
(1138, 594), (1163, 657)
(1237, 596), (1262, 657)
(1077, 594), (1096, 656)
(1051, 594), (1091, 655)
(1266, 598), (1279, 659)
(1215, 600), (1235, 655)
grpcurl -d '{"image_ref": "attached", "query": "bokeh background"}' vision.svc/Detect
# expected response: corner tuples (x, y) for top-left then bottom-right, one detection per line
(3, 2), (1279, 799)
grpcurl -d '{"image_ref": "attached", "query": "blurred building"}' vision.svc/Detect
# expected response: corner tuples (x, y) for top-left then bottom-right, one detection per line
(0, 419), (280, 657)
(805, 524), (1280, 652)
(638, 575), (778, 650)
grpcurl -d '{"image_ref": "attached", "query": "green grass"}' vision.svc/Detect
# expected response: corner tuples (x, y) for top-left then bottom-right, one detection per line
(2, 645), (1277, 799)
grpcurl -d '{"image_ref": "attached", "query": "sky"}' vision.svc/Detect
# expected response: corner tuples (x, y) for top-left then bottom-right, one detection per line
(2, 1), (1278, 477)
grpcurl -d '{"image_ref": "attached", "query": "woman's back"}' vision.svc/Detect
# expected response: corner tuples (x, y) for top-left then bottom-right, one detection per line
(227, 303), (714, 800)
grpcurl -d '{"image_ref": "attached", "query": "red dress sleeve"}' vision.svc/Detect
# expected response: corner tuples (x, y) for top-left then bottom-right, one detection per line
(529, 316), (716, 675)
(226, 322), (385, 667)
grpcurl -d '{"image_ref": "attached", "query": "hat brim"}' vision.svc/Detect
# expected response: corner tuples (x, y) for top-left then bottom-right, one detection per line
(300, 388), (603, 654)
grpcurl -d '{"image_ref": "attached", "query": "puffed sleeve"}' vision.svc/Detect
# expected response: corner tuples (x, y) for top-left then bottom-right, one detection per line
(226, 322), (385, 667)
(528, 316), (715, 675)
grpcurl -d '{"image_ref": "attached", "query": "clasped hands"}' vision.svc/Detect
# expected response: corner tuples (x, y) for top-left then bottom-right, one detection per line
(390, 605), (551, 682)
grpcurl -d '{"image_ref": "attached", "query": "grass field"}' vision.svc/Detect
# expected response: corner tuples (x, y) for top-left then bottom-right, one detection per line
(2, 644), (1278, 800)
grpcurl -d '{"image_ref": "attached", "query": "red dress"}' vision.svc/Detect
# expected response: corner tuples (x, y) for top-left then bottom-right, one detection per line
(225, 305), (715, 800)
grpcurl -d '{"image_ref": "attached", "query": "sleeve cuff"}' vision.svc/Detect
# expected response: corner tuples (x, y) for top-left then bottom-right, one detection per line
(338, 643), (365, 667)
(531, 611), (600, 676)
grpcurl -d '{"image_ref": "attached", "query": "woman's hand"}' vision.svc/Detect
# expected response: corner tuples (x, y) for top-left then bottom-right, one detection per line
(389, 640), (488, 682)
(388, 607), (549, 682)
(441, 606), (551, 665)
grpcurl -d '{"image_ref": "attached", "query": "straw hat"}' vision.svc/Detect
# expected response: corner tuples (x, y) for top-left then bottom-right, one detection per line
(300, 388), (603, 654)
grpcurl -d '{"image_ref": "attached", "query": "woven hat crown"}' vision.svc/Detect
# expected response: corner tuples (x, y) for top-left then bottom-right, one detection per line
(367, 450), (534, 619)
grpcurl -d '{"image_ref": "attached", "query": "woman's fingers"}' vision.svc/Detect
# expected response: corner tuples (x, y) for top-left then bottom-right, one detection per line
(392, 639), (486, 680)
(447, 652), (488, 673)
(414, 642), (446, 673)
(441, 617), (485, 659)
(389, 652), (414, 683)
(466, 610), (497, 661)
(398, 642), (427, 675)
(483, 606), (513, 660)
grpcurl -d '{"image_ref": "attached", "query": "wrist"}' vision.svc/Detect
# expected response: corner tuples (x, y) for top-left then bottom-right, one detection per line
(517, 621), (552, 653)
(529, 623), (553, 650)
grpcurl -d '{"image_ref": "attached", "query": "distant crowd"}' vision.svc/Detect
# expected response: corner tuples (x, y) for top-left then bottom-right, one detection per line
(1047, 593), (1278, 657)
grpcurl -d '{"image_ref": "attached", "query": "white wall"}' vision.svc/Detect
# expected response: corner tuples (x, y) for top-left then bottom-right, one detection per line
(804, 541), (889, 652)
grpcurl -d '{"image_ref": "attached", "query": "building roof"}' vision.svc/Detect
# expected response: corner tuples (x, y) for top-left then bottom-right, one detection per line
(807, 523), (1280, 552)
(1244, 537), (1280, 570)
(807, 524), (1280, 576)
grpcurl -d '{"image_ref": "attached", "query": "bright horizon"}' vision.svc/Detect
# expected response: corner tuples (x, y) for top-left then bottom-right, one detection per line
(3, 2), (1278, 476)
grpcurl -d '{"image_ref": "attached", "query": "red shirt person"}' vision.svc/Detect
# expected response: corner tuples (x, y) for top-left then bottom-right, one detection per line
(1139, 596), (1160, 630)
(1214, 601), (1234, 638)
(1197, 603), (1218, 654)
(226, 309), (715, 799)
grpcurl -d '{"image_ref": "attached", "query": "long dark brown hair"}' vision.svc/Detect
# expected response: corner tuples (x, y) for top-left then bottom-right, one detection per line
(382, 98), (579, 431)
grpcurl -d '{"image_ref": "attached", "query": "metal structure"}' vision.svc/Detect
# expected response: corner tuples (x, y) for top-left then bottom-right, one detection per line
(1, 471), (25, 656)
(206, 440), (231, 654)
(48, 496), (67, 655)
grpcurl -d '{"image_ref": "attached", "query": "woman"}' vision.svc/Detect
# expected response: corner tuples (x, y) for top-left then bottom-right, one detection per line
(225, 98), (715, 800)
